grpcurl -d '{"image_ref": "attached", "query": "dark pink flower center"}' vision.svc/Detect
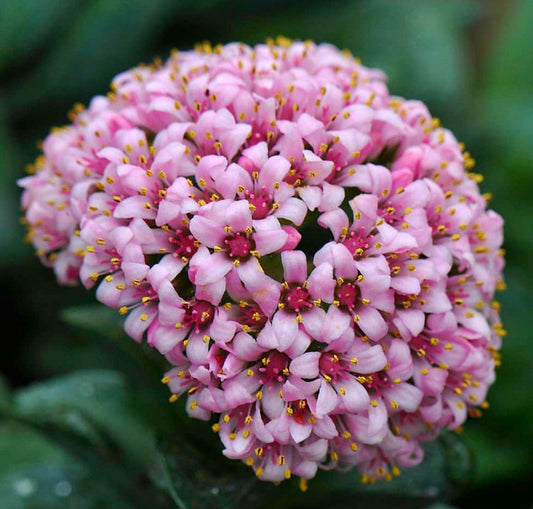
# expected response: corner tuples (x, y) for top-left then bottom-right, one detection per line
(378, 205), (403, 224)
(259, 351), (289, 386)
(105, 248), (122, 267)
(237, 303), (267, 331)
(246, 189), (273, 220)
(170, 229), (198, 259)
(66, 264), (80, 281)
(182, 300), (215, 332)
(341, 229), (372, 257)
(292, 402), (309, 425)
(284, 167), (307, 187)
(319, 353), (349, 383)
(225, 232), (254, 259)
(335, 282), (359, 311)
(132, 285), (157, 303)
(282, 285), (313, 313)
(447, 286), (470, 303)
(395, 293), (417, 310)
(360, 372), (393, 394)
(409, 334), (459, 365)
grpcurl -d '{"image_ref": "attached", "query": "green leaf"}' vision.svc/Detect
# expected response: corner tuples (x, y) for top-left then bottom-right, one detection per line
(13, 369), (157, 467)
(5, 366), (250, 509)
(58, 304), (166, 389)
(58, 306), (223, 455)
(154, 431), (473, 509)
(60, 304), (168, 377)
(23, 303), (164, 382)
(61, 304), (127, 341)
(3, 369), (189, 507)
(0, 421), (143, 509)
(154, 437), (270, 509)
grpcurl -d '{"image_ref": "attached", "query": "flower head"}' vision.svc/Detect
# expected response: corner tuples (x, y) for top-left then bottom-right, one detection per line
(20, 37), (506, 485)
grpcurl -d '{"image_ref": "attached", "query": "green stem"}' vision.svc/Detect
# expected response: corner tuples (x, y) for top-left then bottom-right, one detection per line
(156, 448), (189, 509)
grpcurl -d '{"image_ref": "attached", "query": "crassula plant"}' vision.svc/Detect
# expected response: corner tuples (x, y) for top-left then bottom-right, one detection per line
(19, 37), (505, 487)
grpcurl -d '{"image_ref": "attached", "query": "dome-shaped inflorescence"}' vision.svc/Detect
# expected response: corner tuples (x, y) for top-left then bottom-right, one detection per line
(19, 38), (506, 485)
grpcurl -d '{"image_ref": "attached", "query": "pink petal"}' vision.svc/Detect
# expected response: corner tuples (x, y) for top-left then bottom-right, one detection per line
(281, 250), (308, 283)
(272, 309), (299, 350)
(356, 306), (388, 341)
(290, 419), (313, 443)
(189, 215), (225, 247)
(383, 383), (423, 413)
(223, 380), (256, 407)
(232, 331), (266, 361)
(316, 380), (338, 416)
(335, 377), (370, 412)
(276, 198), (308, 226)
(301, 306), (326, 340)
(289, 351), (321, 378)
(194, 252), (233, 285)
(307, 263), (335, 302)
(254, 228), (288, 255)
(349, 345), (387, 374)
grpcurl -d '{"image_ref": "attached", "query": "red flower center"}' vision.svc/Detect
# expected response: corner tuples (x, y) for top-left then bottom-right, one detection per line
(170, 229), (198, 259)
(319, 353), (349, 382)
(335, 282), (359, 311)
(247, 189), (273, 220)
(341, 229), (372, 257)
(284, 167), (307, 187)
(238, 303), (267, 331)
(182, 300), (215, 332)
(225, 232), (254, 259)
(283, 285), (313, 313)
(259, 351), (290, 386)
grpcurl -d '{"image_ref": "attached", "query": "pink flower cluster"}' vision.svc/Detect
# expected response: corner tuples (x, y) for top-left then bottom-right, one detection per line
(19, 38), (506, 485)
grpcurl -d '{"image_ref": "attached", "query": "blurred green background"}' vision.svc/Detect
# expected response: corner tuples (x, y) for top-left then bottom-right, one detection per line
(1, 0), (532, 508)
